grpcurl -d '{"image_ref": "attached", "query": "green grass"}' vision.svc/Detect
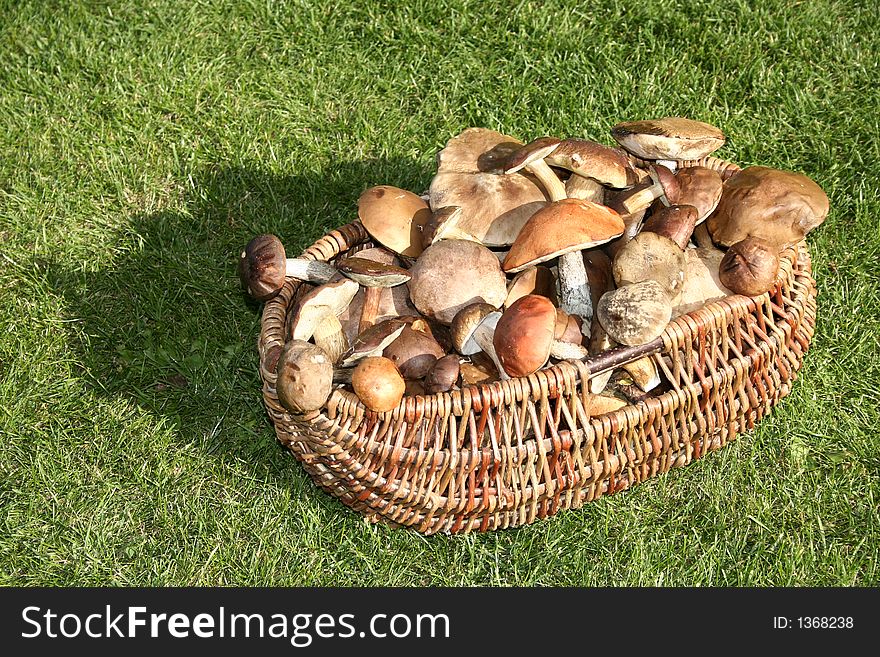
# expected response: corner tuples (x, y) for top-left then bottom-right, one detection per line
(1, 0), (878, 586)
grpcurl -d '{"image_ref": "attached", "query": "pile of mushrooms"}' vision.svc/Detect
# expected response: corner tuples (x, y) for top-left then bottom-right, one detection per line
(239, 118), (829, 415)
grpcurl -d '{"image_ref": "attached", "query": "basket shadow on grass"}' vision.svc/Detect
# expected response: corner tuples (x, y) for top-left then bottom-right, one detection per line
(52, 158), (434, 492)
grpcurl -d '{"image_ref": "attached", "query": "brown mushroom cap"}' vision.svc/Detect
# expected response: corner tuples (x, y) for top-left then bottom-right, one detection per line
(358, 186), (432, 257)
(450, 302), (497, 355)
(706, 166), (830, 249)
(275, 340), (334, 414)
(289, 278), (359, 342)
(493, 294), (557, 378)
(407, 239), (507, 325)
(641, 204), (699, 250)
(504, 137), (562, 174)
(597, 281), (672, 346)
(382, 325), (446, 380)
(503, 199), (625, 273)
(339, 318), (408, 367)
(423, 354), (461, 394)
(505, 265), (558, 308)
(351, 356), (405, 412)
(336, 257), (411, 287)
(612, 232), (687, 302)
(673, 166), (723, 222)
(554, 308), (583, 345)
(673, 245), (733, 316)
(718, 237), (781, 297)
(238, 234), (286, 301)
(427, 128), (548, 247)
(544, 138), (640, 189)
(611, 117), (726, 161)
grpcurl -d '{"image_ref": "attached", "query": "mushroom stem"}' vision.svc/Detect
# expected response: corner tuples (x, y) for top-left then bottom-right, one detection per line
(525, 160), (567, 202)
(615, 180), (663, 214)
(557, 252), (594, 325)
(312, 315), (348, 364)
(587, 323), (615, 393)
(622, 356), (661, 392)
(565, 175), (604, 203)
(549, 339), (589, 360)
(656, 158), (677, 172)
(284, 258), (339, 284)
(472, 313), (509, 380)
(358, 287), (381, 333)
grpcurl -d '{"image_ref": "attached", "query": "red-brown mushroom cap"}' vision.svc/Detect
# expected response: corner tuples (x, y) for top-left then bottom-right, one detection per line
(503, 199), (625, 273)
(238, 234), (286, 301)
(611, 117), (726, 161)
(493, 294), (557, 378)
(545, 139), (640, 189)
(358, 186), (432, 257)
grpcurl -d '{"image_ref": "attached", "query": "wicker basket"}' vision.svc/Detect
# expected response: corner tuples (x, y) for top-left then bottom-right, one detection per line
(256, 157), (818, 535)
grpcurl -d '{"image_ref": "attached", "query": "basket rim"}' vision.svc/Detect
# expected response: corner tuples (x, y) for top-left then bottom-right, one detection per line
(259, 156), (811, 422)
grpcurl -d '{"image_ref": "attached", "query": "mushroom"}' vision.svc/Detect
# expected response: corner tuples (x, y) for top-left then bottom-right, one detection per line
(673, 224), (734, 317)
(597, 280), (672, 346)
(336, 256), (411, 333)
(610, 117), (726, 170)
(427, 128), (548, 247)
(238, 234), (337, 301)
(544, 138), (640, 203)
(493, 294), (559, 378)
(504, 137), (567, 201)
(358, 185), (432, 257)
(640, 204), (699, 250)
(503, 199), (625, 325)
(289, 278), (359, 363)
(504, 265), (558, 308)
(621, 357), (662, 393)
(459, 356), (500, 386)
(351, 356), (405, 413)
(672, 166), (723, 223)
(423, 355), (461, 394)
(382, 325), (446, 380)
(612, 232), (687, 303)
(718, 237), (781, 297)
(606, 163), (679, 216)
(450, 303), (507, 379)
(339, 318), (408, 368)
(706, 166), (830, 249)
(275, 340), (334, 414)
(554, 308), (583, 345)
(407, 239), (507, 325)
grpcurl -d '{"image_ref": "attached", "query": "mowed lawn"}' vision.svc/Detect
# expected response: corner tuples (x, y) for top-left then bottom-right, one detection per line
(1, 0), (878, 586)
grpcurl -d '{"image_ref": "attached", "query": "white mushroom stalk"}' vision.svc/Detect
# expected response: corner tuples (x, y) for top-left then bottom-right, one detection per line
(504, 137), (567, 202)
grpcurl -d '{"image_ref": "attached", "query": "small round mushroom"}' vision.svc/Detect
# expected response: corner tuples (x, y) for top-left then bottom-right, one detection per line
(428, 128), (548, 247)
(706, 166), (830, 249)
(493, 294), (558, 378)
(238, 234), (337, 301)
(612, 232), (687, 303)
(423, 354), (461, 394)
(289, 278), (359, 363)
(351, 356), (406, 413)
(640, 204), (699, 250)
(407, 239), (507, 325)
(718, 237), (781, 297)
(621, 357), (662, 393)
(610, 117), (726, 168)
(597, 280), (672, 346)
(382, 325), (446, 380)
(275, 340), (334, 414)
(503, 199), (625, 324)
(358, 185), (432, 258)
(504, 137), (567, 201)
(606, 163), (679, 216)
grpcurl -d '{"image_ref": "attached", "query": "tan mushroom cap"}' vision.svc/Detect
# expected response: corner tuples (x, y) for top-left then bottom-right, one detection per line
(407, 239), (507, 325)
(289, 278), (359, 341)
(597, 280), (672, 346)
(545, 139), (640, 189)
(504, 265), (558, 308)
(718, 237), (781, 297)
(428, 128), (548, 247)
(351, 356), (405, 413)
(339, 318), (408, 367)
(275, 340), (334, 414)
(503, 199), (625, 273)
(358, 185), (432, 257)
(673, 245), (732, 317)
(493, 294), (558, 378)
(382, 325), (445, 380)
(504, 137), (562, 174)
(336, 257), (411, 287)
(612, 232), (687, 303)
(450, 302), (497, 355)
(611, 117), (726, 161)
(706, 166), (830, 249)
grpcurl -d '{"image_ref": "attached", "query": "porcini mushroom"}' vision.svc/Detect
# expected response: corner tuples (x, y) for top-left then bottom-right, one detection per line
(544, 138), (640, 203)
(706, 166), (830, 249)
(351, 356), (405, 413)
(336, 256), (411, 333)
(597, 280), (672, 346)
(289, 278), (359, 363)
(493, 294), (558, 378)
(607, 163), (679, 216)
(610, 117), (726, 170)
(673, 224), (734, 317)
(672, 166), (723, 223)
(641, 204), (699, 250)
(407, 239), (507, 325)
(358, 185), (432, 257)
(382, 325), (446, 380)
(238, 234), (337, 301)
(503, 199), (625, 324)
(718, 237), (781, 297)
(275, 340), (334, 414)
(450, 303), (507, 379)
(339, 318), (409, 368)
(427, 128), (548, 247)
(504, 265), (558, 308)
(423, 355), (461, 394)
(504, 137), (567, 201)
(612, 232), (687, 303)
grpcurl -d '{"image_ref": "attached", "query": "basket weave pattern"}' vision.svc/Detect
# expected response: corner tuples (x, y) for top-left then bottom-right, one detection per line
(257, 159), (818, 534)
